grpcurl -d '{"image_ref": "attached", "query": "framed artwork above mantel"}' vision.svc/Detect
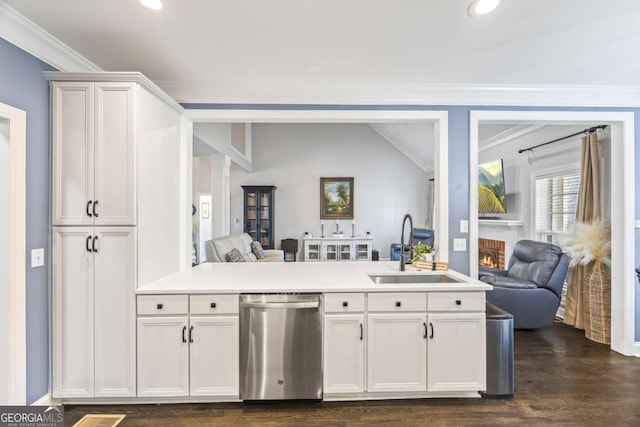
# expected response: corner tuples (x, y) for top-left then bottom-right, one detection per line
(320, 177), (354, 219)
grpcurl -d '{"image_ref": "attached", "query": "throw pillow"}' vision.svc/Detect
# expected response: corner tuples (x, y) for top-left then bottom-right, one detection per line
(251, 241), (266, 260)
(225, 247), (245, 263)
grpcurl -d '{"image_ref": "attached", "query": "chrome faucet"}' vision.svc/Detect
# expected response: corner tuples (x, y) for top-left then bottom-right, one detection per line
(399, 213), (414, 271)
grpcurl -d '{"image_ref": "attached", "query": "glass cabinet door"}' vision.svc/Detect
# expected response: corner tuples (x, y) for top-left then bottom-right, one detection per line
(339, 243), (352, 261)
(324, 244), (338, 261)
(245, 191), (258, 242)
(259, 192), (271, 247)
(355, 242), (371, 261)
(306, 242), (321, 261)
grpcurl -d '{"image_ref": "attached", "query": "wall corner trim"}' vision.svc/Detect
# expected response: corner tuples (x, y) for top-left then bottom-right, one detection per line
(0, 2), (101, 72)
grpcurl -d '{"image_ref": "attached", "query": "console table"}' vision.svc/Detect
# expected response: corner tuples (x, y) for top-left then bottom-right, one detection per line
(303, 236), (373, 262)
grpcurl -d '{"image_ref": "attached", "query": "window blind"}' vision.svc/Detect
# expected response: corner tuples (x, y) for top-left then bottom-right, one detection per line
(534, 170), (580, 244)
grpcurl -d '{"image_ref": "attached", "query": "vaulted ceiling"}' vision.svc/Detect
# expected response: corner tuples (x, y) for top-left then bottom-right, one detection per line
(4, 0), (640, 103)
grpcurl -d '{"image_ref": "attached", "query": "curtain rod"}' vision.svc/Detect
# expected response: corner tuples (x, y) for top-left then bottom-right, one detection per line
(518, 125), (607, 154)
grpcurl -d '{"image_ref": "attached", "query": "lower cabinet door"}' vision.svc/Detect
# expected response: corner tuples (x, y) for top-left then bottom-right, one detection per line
(52, 227), (94, 398)
(427, 313), (486, 392)
(137, 316), (189, 397)
(367, 313), (427, 393)
(189, 316), (239, 397)
(94, 227), (136, 397)
(323, 314), (365, 394)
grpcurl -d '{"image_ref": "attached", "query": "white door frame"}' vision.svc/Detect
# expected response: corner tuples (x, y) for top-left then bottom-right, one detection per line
(185, 109), (450, 263)
(469, 110), (636, 356)
(1, 101), (27, 404)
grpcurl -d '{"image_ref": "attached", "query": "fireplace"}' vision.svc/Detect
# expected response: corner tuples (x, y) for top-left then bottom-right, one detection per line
(478, 238), (506, 270)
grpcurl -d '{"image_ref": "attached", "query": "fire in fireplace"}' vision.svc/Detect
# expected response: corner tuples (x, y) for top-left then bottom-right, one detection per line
(478, 238), (506, 270)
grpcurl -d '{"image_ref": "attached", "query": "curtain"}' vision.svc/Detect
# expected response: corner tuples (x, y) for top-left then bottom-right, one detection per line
(564, 133), (600, 329)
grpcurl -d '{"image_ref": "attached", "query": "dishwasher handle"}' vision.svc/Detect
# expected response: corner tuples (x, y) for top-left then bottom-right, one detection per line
(240, 301), (319, 309)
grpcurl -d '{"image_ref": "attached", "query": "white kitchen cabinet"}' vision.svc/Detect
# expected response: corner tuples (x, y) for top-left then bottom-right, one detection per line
(137, 316), (189, 397)
(52, 81), (136, 226)
(367, 313), (427, 393)
(52, 226), (136, 398)
(49, 72), (185, 404)
(427, 312), (486, 392)
(136, 294), (240, 399)
(189, 316), (239, 396)
(323, 314), (365, 394)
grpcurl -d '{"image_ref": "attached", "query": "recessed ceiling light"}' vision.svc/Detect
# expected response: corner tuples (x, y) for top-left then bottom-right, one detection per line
(139, 0), (163, 10)
(468, 0), (500, 17)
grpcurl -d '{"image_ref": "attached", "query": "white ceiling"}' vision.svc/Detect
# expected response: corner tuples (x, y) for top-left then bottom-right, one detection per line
(4, 0), (640, 103)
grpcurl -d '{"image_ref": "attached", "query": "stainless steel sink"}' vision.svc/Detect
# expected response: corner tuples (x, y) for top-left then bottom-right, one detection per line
(368, 274), (463, 284)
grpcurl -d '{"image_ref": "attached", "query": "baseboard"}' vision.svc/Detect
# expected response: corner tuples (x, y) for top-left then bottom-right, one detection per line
(31, 393), (55, 406)
(633, 342), (640, 357)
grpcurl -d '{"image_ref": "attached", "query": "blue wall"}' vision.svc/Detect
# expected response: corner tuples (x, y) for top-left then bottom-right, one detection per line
(185, 102), (640, 341)
(0, 38), (54, 404)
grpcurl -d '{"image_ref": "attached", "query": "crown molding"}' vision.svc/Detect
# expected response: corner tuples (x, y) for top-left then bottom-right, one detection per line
(369, 123), (431, 172)
(43, 72), (184, 113)
(0, 1), (100, 71)
(167, 81), (640, 108)
(479, 124), (546, 152)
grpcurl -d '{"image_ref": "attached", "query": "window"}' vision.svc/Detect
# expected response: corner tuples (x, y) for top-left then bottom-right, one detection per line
(534, 169), (580, 245)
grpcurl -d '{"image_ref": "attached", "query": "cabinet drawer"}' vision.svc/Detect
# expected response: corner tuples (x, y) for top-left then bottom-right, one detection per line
(368, 293), (426, 312)
(428, 292), (485, 312)
(324, 293), (365, 313)
(190, 294), (239, 315)
(137, 295), (188, 315)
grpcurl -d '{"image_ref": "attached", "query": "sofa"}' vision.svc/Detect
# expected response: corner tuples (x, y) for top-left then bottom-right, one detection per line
(479, 239), (569, 330)
(204, 233), (284, 262)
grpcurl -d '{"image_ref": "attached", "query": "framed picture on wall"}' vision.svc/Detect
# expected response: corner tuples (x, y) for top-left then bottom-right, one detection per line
(320, 177), (354, 219)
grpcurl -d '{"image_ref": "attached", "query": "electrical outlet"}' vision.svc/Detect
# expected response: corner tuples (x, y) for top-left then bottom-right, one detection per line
(453, 238), (467, 252)
(234, 218), (240, 229)
(460, 220), (468, 233)
(31, 248), (45, 268)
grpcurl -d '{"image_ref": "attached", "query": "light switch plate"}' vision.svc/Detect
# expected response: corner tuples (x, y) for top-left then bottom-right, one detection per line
(31, 248), (45, 268)
(453, 238), (467, 252)
(460, 220), (468, 233)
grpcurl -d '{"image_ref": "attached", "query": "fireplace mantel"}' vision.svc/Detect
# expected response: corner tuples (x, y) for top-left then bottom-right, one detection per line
(478, 219), (524, 228)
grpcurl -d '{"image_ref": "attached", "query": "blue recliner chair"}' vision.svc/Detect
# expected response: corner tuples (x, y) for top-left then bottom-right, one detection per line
(390, 228), (434, 261)
(479, 240), (569, 330)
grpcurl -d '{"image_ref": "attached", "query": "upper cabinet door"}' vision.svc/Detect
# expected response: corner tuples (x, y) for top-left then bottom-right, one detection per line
(52, 82), (95, 225)
(94, 83), (136, 226)
(52, 82), (136, 226)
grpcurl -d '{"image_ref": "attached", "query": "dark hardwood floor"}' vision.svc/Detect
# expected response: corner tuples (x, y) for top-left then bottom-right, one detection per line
(64, 323), (640, 426)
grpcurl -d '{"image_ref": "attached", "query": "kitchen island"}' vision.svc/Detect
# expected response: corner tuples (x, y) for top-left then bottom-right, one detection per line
(132, 261), (492, 403)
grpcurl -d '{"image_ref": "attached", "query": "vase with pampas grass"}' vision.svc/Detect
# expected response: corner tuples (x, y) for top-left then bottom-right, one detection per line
(563, 219), (611, 344)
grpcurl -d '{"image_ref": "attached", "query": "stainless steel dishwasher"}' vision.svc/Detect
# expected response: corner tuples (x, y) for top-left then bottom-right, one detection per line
(240, 294), (322, 400)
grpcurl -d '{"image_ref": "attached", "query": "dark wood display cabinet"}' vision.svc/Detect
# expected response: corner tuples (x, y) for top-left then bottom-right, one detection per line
(242, 186), (276, 249)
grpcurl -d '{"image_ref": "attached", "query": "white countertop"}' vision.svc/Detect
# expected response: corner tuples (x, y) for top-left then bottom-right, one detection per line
(137, 261), (492, 294)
